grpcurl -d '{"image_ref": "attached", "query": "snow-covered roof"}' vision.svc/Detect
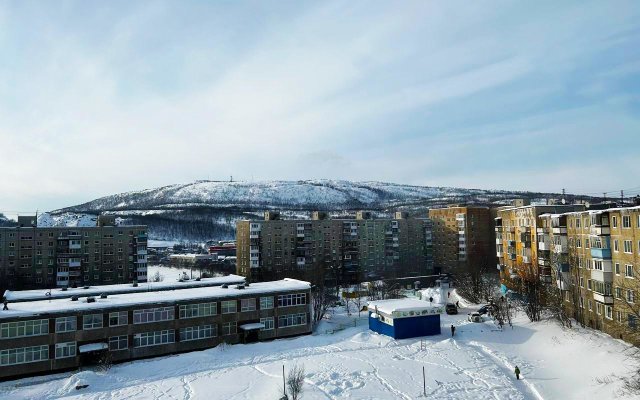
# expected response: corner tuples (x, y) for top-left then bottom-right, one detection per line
(0, 279), (311, 320)
(540, 205), (640, 218)
(239, 323), (265, 330)
(4, 275), (246, 302)
(78, 343), (108, 353)
(367, 299), (440, 315)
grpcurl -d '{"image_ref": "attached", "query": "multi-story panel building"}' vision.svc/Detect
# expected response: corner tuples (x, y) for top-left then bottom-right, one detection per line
(428, 206), (494, 276)
(0, 216), (148, 294)
(496, 202), (584, 290)
(0, 278), (312, 380)
(520, 205), (640, 345)
(237, 212), (433, 285)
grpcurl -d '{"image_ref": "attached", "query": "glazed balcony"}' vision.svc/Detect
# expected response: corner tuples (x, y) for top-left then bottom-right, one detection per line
(591, 248), (611, 259)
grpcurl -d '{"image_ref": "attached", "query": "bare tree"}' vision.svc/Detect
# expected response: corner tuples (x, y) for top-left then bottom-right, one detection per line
(286, 364), (305, 400)
(455, 263), (497, 304)
(311, 285), (334, 330)
(150, 271), (164, 282)
(517, 269), (544, 322)
(97, 351), (113, 372)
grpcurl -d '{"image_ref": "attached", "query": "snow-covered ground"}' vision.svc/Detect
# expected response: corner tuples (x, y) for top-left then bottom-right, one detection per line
(0, 290), (635, 399)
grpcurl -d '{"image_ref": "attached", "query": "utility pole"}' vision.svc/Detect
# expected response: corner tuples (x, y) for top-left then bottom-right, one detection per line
(423, 366), (426, 396)
(621, 190), (624, 206)
(283, 365), (286, 398)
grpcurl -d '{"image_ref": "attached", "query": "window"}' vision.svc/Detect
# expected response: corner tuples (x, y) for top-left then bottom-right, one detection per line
(627, 289), (635, 304)
(587, 279), (592, 290)
(55, 316), (77, 333)
(278, 313), (307, 328)
(278, 293), (306, 307)
(133, 330), (175, 348)
(575, 218), (581, 228)
(579, 277), (584, 288)
(614, 240), (619, 252)
(612, 216), (618, 228)
(179, 302), (217, 319)
(83, 314), (103, 330)
(623, 216), (631, 228)
(629, 315), (638, 330)
(605, 306), (613, 320)
(55, 342), (76, 359)
(576, 238), (582, 248)
(593, 260), (603, 271)
(596, 303), (602, 315)
(617, 311), (622, 323)
(260, 296), (274, 310)
(133, 307), (174, 324)
(624, 240), (633, 254)
(240, 298), (256, 312)
(615, 263), (621, 275)
(626, 264), (634, 278)
(109, 311), (128, 327)
(180, 325), (214, 341)
(616, 287), (622, 299)
(260, 317), (274, 331)
(221, 301), (237, 314)
(222, 322), (237, 336)
(0, 345), (49, 366)
(588, 300), (593, 311)
(109, 335), (128, 351)
(1, 319), (49, 339)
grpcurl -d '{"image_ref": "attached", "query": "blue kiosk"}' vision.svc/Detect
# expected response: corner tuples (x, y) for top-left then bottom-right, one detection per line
(368, 299), (442, 339)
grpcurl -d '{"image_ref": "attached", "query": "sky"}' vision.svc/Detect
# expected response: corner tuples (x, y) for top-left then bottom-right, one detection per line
(1, 0), (639, 216)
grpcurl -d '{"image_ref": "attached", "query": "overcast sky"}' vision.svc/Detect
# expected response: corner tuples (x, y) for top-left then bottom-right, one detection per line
(1, 0), (639, 216)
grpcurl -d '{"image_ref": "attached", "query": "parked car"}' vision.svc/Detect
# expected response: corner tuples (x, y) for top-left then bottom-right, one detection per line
(477, 304), (495, 315)
(445, 303), (458, 315)
(468, 312), (482, 322)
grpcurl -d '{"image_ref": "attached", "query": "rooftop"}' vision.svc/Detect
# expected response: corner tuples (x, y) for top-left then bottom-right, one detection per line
(4, 274), (246, 303)
(0, 279), (311, 320)
(367, 298), (441, 315)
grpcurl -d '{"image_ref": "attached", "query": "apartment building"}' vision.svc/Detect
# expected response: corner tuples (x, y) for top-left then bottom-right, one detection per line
(495, 202), (585, 290)
(0, 278), (312, 380)
(236, 211), (433, 285)
(536, 206), (640, 345)
(428, 206), (494, 276)
(0, 216), (148, 294)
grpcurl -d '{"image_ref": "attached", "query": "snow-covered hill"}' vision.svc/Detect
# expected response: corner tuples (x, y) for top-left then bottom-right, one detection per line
(58, 180), (539, 212)
(51, 179), (577, 242)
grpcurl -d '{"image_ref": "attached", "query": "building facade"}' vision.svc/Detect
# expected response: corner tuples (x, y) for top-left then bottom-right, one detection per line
(0, 278), (312, 380)
(536, 206), (640, 345)
(0, 216), (148, 294)
(236, 212), (433, 285)
(495, 204), (584, 290)
(428, 206), (495, 276)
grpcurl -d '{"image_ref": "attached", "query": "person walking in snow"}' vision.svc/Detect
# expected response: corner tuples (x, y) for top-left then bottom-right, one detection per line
(451, 325), (455, 336)
(456, 301), (459, 308)
(429, 296), (433, 304)
(514, 366), (520, 380)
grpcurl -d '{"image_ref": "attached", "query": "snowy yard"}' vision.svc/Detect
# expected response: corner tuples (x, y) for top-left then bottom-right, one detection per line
(0, 294), (635, 400)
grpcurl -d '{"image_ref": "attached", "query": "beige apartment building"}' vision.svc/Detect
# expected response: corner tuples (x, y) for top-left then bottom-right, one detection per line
(428, 206), (495, 276)
(536, 206), (640, 345)
(0, 216), (148, 294)
(495, 202), (585, 289)
(236, 211), (433, 285)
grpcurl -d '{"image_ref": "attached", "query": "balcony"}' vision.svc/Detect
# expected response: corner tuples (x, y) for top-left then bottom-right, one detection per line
(496, 238), (502, 244)
(538, 242), (552, 251)
(522, 256), (531, 264)
(540, 275), (552, 284)
(137, 249), (147, 255)
(497, 264), (504, 271)
(538, 258), (550, 267)
(496, 251), (503, 257)
(593, 292), (613, 304)
(591, 270), (613, 282)
(558, 263), (570, 273)
(590, 226), (610, 236)
(509, 254), (516, 260)
(591, 248), (612, 259)
(507, 227), (516, 233)
(552, 227), (567, 234)
(508, 240), (516, 247)
(554, 244), (568, 254)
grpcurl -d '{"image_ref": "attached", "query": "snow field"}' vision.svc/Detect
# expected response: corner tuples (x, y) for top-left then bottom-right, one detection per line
(0, 299), (634, 399)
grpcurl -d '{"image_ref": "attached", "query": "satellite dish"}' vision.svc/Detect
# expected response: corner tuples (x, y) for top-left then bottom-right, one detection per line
(561, 198), (566, 204)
